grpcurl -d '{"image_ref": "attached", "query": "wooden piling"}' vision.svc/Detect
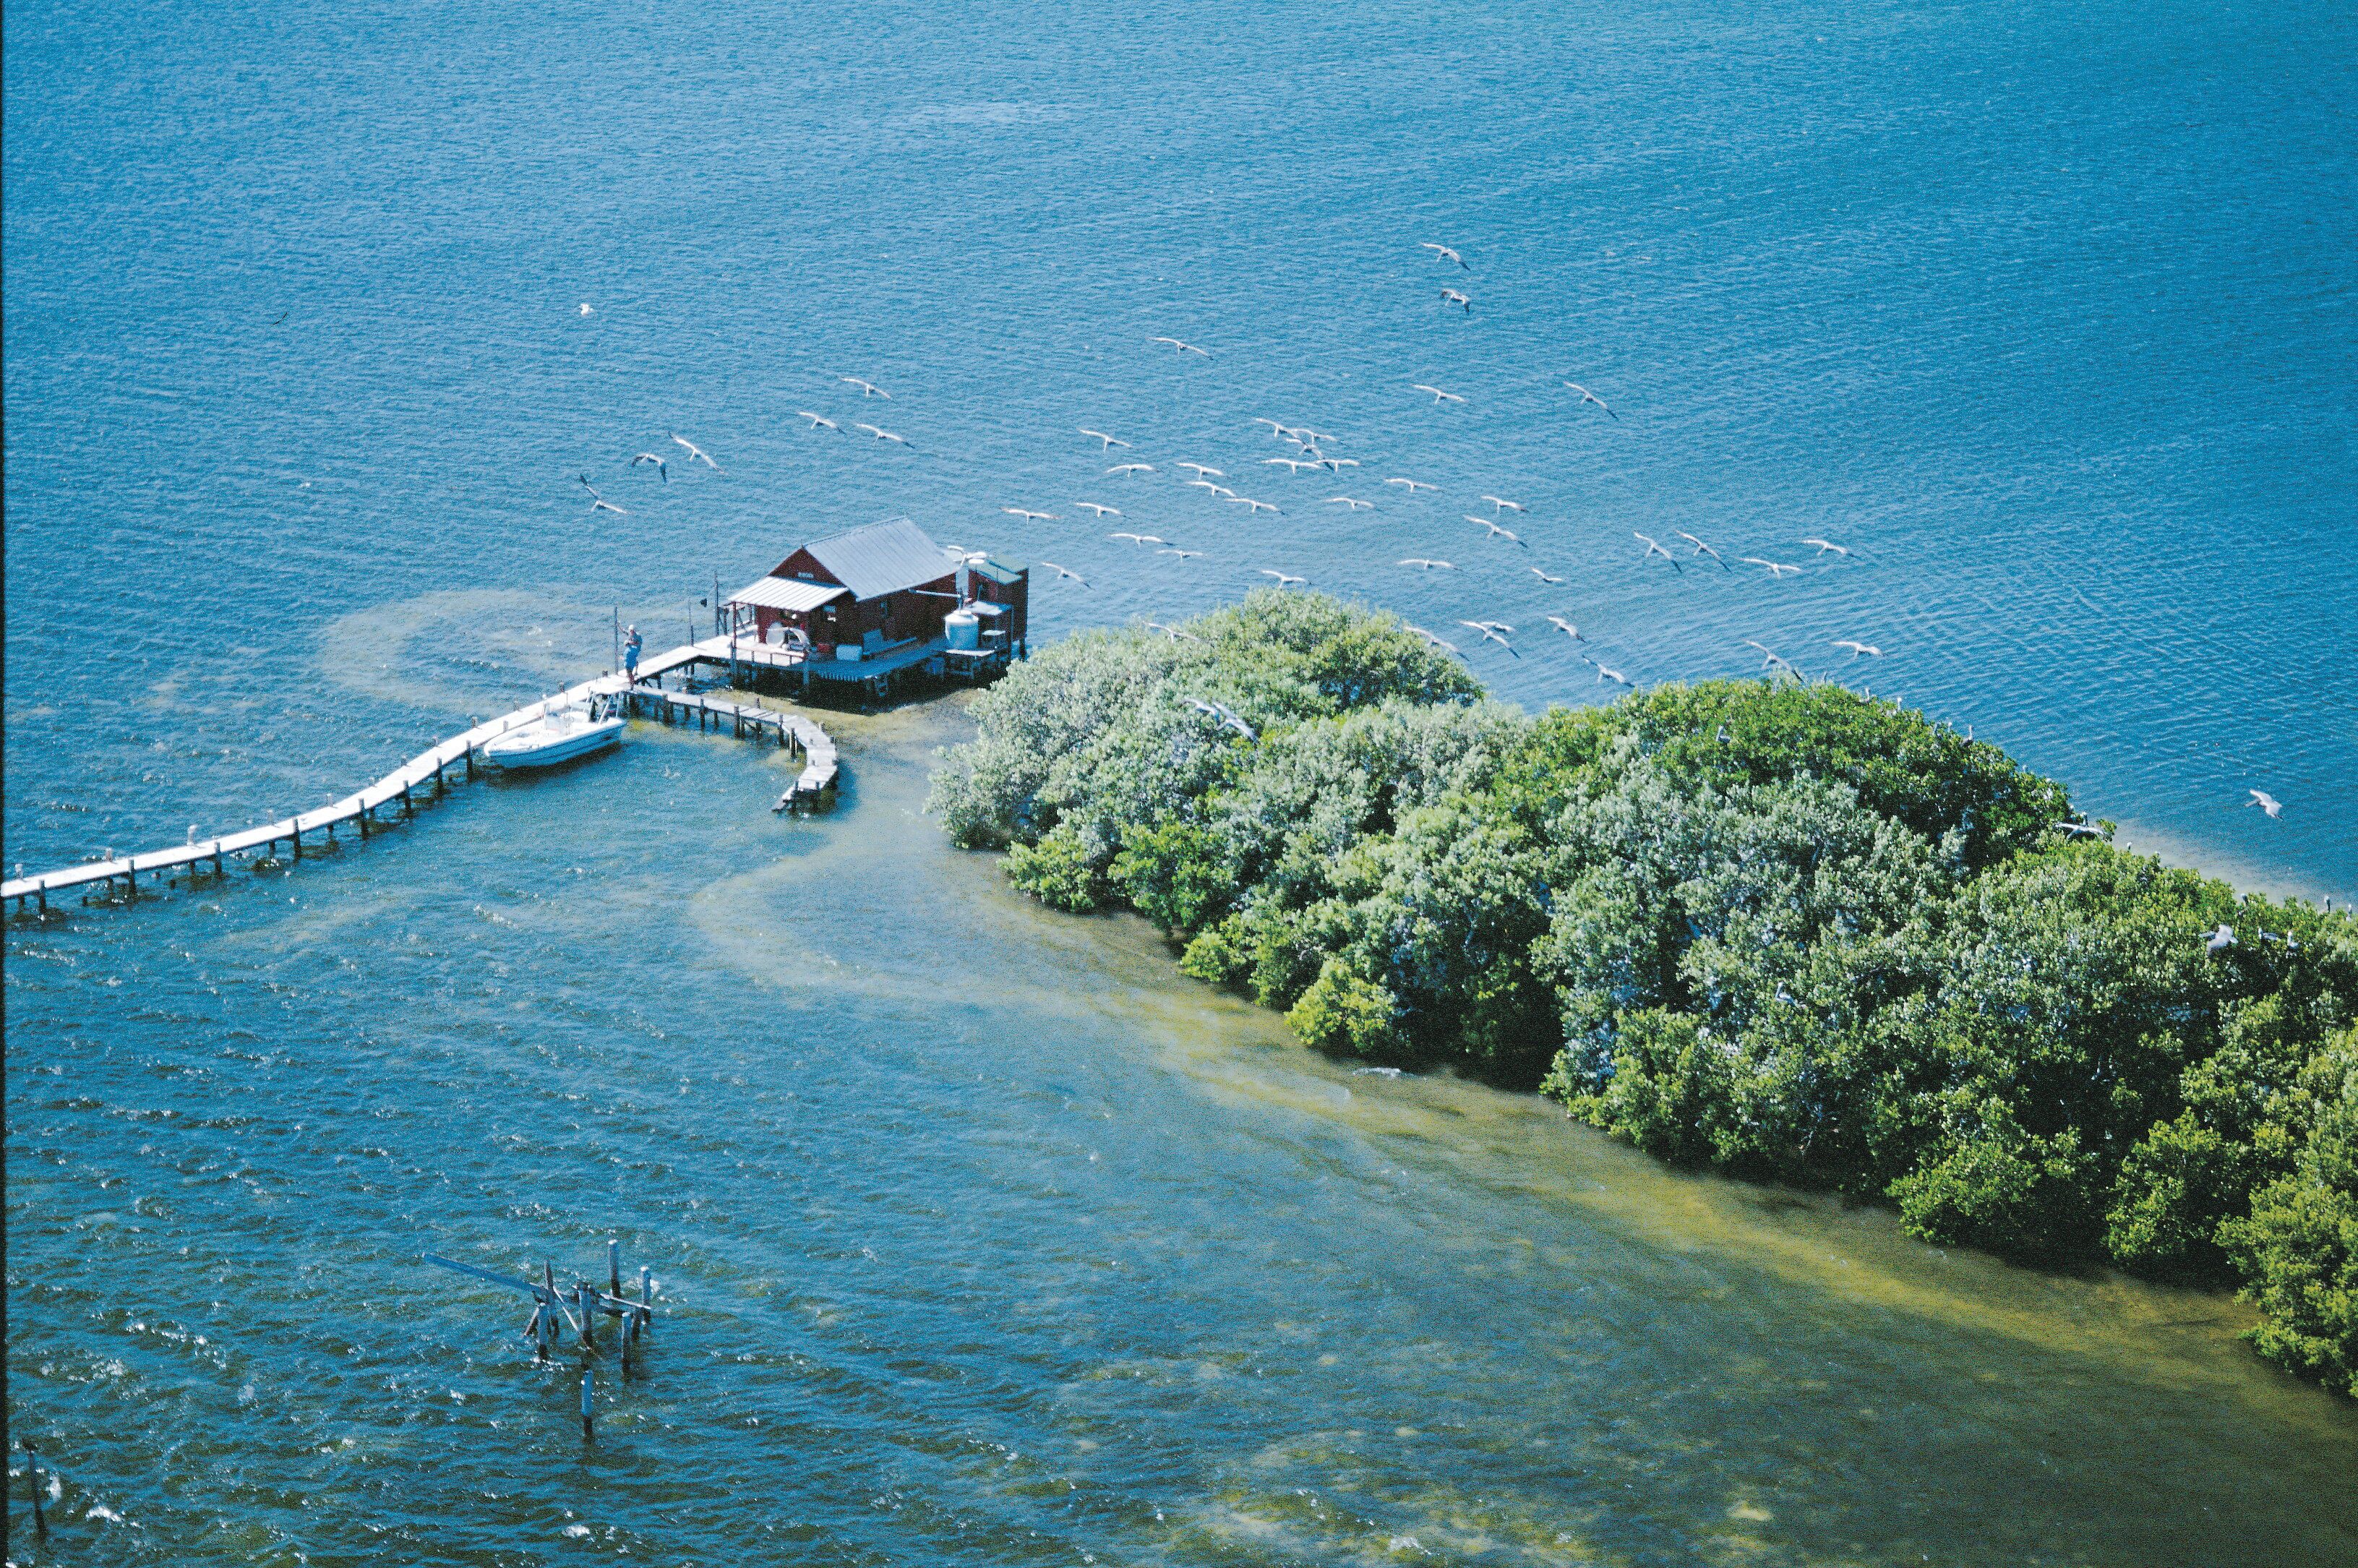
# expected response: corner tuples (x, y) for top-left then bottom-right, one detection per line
(25, 1439), (46, 1538)
(608, 1238), (620, 1298)
(581, 1363), (594, 1441)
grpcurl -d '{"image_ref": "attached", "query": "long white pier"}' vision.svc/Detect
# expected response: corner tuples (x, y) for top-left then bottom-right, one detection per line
(2, 638), (837, 913)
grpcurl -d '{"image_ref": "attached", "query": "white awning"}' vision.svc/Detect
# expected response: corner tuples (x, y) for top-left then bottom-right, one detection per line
(728, 575), (849, 613)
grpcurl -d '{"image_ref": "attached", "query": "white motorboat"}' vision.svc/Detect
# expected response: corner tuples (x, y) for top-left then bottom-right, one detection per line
(481, 698), (625, 770)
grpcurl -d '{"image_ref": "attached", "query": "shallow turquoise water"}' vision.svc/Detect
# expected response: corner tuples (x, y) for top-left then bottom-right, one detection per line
(6, 0), (2357, 1561)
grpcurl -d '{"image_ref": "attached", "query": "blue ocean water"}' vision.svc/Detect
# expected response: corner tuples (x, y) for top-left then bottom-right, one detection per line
(4, 0), (2352, 896)
(7, 1), (2358, 1562)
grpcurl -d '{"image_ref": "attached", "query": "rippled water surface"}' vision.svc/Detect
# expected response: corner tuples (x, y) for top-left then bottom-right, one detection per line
(6, 0), (2356, 1561)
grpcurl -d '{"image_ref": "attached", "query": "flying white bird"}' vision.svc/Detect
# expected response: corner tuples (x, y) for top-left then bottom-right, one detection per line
(2249, 789), (2284, 818)
(1230, 497), (1279, 513)
(591, 498), (627, 515)
(1545, 616), (1583, 641)
(1458, 621), (1518, 655)
(1259, 570), (1307, 586)
(1530, 567), (1565, 584)
(2055, 820), (2108, 838)
(1039, 561), (1086, 583)
(1440, 288), (1471, 314)
(1078, 428), (1130, 449)
(1563, 383), (1616, 419)
(1412, 384), (1467, 404)
(2205, 924), (2237, 953)
(1176, 463), (1225, 478)
(1468, 515), (1523, 544)
(1152, 336), (1209, 356)
(1107, 463), (1154, 476)
(1326, 496), (1375, 510)
(669, 434), (722, 471)
(1634, 531), (1682, 570)
(1316, 456), (1359, 471)
(1251, 418), (1290, 434)
(1420, 242), (1469, 270)
(1676, 531), (1728, 568)
(1404, 625), (1458, 652)
(1188, 480), (1236, 497)
(1075, 502), (1121, 518)
(794, 412), (838, 432)
(1831, 640), (1883, 658)
(1188, 698), (1257, 740)
(1744, 640), (1796, 674)
(631, 453), (669, 480)
(1386, 477), (1436, 492)
(1110, 532), (1167, 545)
(1265, 457), (1313, 472)
(1002, 507), (1058, 522)
(1159, 547), (1204, 559)
(1398, 558), (1457, 570)
(1483, 496), (1525, 514)
(1802, 537), (1849, 555)
(1739, 557), (1801, 577)
(840, 376), (890, 398)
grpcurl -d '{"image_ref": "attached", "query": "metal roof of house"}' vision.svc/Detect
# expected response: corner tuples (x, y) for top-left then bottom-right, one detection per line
(727, 575), (850, 613)
(804, 518), (955, 601)
(971, 555), (1028, 586)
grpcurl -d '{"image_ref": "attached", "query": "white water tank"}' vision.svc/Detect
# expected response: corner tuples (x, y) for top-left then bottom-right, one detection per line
(945, 608), (981, 651)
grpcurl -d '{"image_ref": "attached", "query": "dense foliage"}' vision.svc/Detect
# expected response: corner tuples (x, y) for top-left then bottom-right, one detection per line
(930, 591), (2358, 1396)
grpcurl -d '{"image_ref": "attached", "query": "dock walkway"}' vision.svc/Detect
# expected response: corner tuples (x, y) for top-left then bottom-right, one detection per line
(2, 640), (836, 913)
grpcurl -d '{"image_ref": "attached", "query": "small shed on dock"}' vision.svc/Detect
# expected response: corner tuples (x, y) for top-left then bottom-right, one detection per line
(724, 518), (1027, 661)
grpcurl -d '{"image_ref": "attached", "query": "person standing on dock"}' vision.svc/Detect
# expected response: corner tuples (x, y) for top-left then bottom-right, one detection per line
(623, 624), (643, 684)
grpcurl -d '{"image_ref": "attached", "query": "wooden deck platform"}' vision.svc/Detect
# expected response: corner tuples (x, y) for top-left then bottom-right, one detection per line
(2, 639), (841, 913)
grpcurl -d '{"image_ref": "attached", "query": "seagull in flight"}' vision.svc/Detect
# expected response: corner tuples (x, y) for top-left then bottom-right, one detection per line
(2248, 789), (2284, 818)
(853, 423), (906, 445)
(577, 476), (627, 515)
(1079, 428), (1131, 449)
(1563, 383), (1616, 419)
(1144, 620), (1203, 643)
(794, 412), (839, 432)
(1386, 477), (1437, 492)
(1252, 418), (1290, 434)
(1110, 532), (1168, 546)
(1634, 532), (1682, 570)
(1002, 507), (1058, 523)
(669, 434), (722, 471)
(1588, 660), (1632, 687)
(1188, 698), (1257, 740)
(1326, 496), (1375, 510)
(1744, 640), (1797, 674)
(1314, 455), (1359, 471)
(1440, 288), (1471, 314)
(840, 376), (890, 398)
(1545, 616), (1583, 641)
(1188, 479), (1236, 497)
(1039, 561), (1086, 584)
(1106, 463), (1154, 476)
(1264, 457), (1314, 472)
(2055, 820), (2109, 838)
(1676, 531), (1728, 568)
(1530, 567), (1565, 584)
(2205, 924), (2237, 953)
(1159, 547), (1204, 559)
(1420, 241), (1470, 270)
(1831, 640), (1883, 659)
(1404, 625), (1458, 653)
(1259, 570), (1307, 586)
(1176, 463), (1226, 478)
(1075, 502), (1121, 518)
(1152, 336), (1209, 356)
(1398, 557), (1457, 570)
(1230, 497), (1280, 513)
(630, 453), (669, 480)
(1483, 496), (1525, 514)
(1458, 621), (1519, 655)
(1802, 537), (1849, 555)
(1739, 557), (1801, 577)
(1412, 384), (1467, 404)
(1467, 516), (1525, 544)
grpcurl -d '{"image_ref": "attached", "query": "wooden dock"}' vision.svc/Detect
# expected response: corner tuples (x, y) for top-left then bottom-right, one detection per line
(1, 640), (837, 914)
